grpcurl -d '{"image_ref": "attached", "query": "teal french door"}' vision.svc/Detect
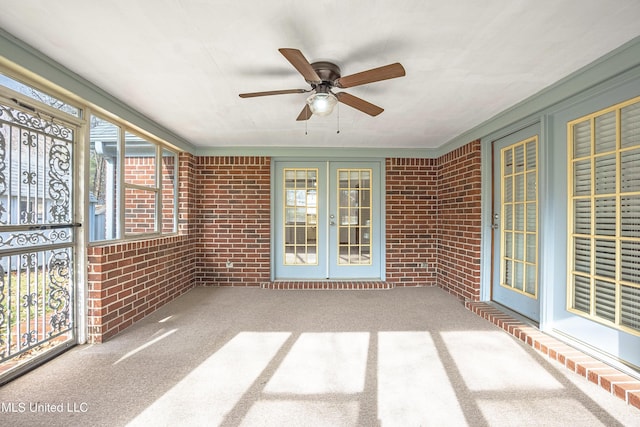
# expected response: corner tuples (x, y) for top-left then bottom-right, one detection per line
(274, 161), (382, 280)
(492, 125), (541, 321)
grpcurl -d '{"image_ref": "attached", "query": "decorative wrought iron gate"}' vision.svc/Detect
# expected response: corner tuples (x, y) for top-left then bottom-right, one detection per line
(0, 95), (78, 378)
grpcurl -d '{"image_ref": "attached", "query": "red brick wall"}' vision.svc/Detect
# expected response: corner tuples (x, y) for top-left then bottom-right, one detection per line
(87, 153), (196, 343)
(385, 158), (440, 286)
(87, 235), (195, 343)
(436, 140), (482, 301)
(194, 156), (271, 286)
(87, 146), (483, 342)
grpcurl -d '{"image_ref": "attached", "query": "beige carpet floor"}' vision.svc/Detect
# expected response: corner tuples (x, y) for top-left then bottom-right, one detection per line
(0, 286), (638, 426)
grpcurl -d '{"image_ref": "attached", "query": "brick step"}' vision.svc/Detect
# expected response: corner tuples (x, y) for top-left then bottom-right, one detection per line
(465, 301), (640, 411)
(262, 281), (394, 290)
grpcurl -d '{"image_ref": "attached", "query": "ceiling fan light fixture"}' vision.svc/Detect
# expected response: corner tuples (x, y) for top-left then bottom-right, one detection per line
(306, 92), (337, 116)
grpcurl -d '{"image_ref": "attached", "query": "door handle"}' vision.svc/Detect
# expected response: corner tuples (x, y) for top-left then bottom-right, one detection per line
(330, 214), (335, 226)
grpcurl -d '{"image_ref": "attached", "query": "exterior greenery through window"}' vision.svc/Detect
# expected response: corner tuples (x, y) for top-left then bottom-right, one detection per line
(568, 96), (640, 335)
(89, 115), (178, 241)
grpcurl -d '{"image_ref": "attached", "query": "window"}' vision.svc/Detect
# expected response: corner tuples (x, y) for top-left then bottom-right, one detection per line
(161, 149), (178, 234)
(0, 73), (80, 118)
(89, 116), (120, 241)
(89, 115), (178, 241)
(124, 133), (157, 235)
(568, 96), (640, 335)
(501, 137), (538, 298)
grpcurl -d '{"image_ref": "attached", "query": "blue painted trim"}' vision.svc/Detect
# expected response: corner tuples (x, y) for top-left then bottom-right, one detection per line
(479, 137), (493, 302)
(271, 158), (386, 280)
(478, 59), (640, 310)
(195, 146), (439, 158)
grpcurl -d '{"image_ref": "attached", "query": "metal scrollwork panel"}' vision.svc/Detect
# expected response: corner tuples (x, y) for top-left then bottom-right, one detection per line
(0, 102), (74, 227)
(47, 249), (72, 336)
(0, 262), (6, 358)
(0, 248), (74, 363)
(0, 124), (7, 225)
(0, 229), (72, 250)
(48, 143), (72, 224)
(0, 98), (76, 367)
(0, 104), (73, 142)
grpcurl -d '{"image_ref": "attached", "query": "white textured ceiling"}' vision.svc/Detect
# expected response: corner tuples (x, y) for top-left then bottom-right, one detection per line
(1, 0), (640, 150)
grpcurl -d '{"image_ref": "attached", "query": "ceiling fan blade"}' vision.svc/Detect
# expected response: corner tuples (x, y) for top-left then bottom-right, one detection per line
(296, 104), (312, 121)
(335, 92), (384, 116)
(239, 89), (307, 98)
(334, 63), (406, 88)
(279, 48), (322, 84)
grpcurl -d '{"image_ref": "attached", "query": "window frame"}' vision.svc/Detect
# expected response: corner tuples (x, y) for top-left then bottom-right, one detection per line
(89, 113), (179, 243)
(567, 95), (640, 336)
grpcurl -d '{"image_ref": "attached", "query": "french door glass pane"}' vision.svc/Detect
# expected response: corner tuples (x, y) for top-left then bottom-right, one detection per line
(504, 205), (513, 229)
(514, 144), (525, 173)
(526, 203), (536, 232)
(337, 169), (372, 265)
(504, 176), (513, 203)
(525, 265), (536, 294)
(515, 204), (525, 231)
(526, 234), (536, 264)
(283, 168), (318, 265)
(515, 174), (525, 202)
(514, 233), (524, 260)
(504, 232), (512, 259)
(526, 172), (536, 201)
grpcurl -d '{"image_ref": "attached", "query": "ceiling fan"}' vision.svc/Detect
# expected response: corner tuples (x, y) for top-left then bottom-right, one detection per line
(239, 48), (406, 120)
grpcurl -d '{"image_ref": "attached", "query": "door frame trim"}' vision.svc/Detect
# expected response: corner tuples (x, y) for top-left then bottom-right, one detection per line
(490, 127), (541, 321)
(270, 157), (386, 281)
(480, 117), (547, 311)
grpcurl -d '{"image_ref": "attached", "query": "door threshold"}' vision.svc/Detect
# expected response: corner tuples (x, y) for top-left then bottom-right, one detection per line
(262, 280), (394, 290)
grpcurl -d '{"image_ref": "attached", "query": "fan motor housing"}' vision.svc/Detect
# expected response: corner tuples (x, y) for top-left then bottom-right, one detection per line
(310, 61), (341, 85)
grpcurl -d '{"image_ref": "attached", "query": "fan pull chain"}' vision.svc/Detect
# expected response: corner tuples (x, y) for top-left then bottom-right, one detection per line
(305, 107), (309, 135)
(336, 102), (340, 134)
